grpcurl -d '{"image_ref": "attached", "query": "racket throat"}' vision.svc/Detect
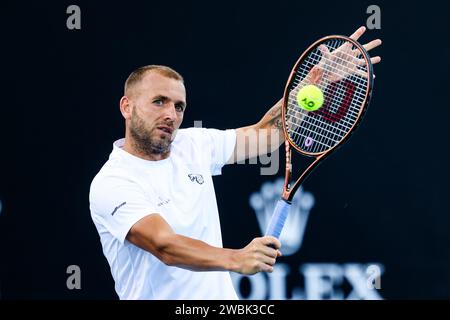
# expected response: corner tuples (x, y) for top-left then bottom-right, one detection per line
(285, 153), (328, 202)
(281, 190), (292, 203)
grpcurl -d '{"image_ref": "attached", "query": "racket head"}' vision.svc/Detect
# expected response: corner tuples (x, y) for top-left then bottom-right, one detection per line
(282, 35), (374, 157)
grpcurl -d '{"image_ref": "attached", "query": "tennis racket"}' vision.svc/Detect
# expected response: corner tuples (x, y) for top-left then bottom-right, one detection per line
(266, 34), (375, 238)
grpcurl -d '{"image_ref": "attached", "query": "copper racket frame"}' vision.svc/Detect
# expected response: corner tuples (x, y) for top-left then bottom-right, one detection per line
(280, 35), (374, 202)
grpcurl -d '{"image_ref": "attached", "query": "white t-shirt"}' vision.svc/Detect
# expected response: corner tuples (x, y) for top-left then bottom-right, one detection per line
(89, 128), (238, 300)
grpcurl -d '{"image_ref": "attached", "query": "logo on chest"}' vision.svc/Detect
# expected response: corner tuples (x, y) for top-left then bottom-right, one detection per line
(188, 174), (204, 185)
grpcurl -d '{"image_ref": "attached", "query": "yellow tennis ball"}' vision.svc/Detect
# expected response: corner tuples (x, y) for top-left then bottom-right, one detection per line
(296, 85), (324, 111)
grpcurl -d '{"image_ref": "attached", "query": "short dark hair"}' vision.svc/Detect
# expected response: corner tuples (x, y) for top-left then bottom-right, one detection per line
(124, 65), (184, 96)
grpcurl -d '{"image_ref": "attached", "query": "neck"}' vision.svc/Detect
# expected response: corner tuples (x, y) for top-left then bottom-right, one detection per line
(122, 132), (170, 161)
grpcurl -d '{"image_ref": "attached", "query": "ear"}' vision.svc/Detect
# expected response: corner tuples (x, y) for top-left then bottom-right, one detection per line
(120, 96), (132, 120)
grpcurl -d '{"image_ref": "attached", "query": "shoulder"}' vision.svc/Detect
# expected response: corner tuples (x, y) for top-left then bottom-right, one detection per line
(172, 128), (206, 152)
(89, 160), (139, 202)
(174, 127), (205, 142)
(174, 127), (236, 146)
(89, 165), (149, 222)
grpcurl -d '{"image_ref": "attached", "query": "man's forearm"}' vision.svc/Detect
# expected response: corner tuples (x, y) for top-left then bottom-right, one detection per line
(254, 98), (285, 153)
(156, 233), (239, 272)
(127, 214), (280, 275)
(257, 98), (284, 133)
(127, 214), (238, 272)
(229, 98), (286, 163)
(156, 233), (280, 275)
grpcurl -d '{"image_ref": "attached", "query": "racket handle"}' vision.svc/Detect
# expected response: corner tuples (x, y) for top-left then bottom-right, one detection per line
(265, 199), (291, 238)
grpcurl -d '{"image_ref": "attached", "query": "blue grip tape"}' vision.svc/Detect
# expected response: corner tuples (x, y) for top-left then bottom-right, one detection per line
(265, 199), (291, 238)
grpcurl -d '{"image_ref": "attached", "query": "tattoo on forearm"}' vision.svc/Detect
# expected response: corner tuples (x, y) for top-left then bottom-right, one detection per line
(270, 104), (282, 116)
(273, 119), (283, 129)
(263, 100), (283, 130)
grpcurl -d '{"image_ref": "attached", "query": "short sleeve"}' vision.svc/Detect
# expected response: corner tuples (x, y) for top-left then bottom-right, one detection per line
(89, 173), (158, 244)
(193, 128), (236, 176)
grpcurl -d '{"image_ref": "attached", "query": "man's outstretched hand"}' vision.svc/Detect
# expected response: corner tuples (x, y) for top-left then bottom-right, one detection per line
(310, 26), (382, 84)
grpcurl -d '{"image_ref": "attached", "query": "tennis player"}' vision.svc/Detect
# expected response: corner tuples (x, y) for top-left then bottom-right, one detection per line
(89, 65), (284, 299)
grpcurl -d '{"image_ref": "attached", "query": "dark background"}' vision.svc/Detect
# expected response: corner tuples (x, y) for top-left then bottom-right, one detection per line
(1, 0), (449, 299)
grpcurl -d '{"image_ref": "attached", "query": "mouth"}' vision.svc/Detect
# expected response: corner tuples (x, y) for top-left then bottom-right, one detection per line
(156, 126), (174, 135)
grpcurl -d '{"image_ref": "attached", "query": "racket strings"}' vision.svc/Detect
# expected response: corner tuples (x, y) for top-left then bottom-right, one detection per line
(286, 109), (346, 148)
(286, 81), (360, 146)
(289, 80), (364, 119)
(287, 82), (360, 153)
(288, 86), (360, 123)
(289, 53), (367, 126)
(292, 60), (368, 108)
(312, 52), (368, 79)
(287, 110), (349, 139)
(293, 51), (369, 109)
(287, 87), (359, 135)
(292, 60), (367, 105)
(287, 97), (355, 132)
(285, 38), (370, 153)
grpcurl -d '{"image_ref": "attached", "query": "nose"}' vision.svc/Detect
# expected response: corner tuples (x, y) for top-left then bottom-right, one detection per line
(163, 103), (177, 122)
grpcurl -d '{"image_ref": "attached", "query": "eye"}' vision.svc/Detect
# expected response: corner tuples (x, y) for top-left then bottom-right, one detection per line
(153, 99), (163, 106)
(175, 103), (185, 112)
